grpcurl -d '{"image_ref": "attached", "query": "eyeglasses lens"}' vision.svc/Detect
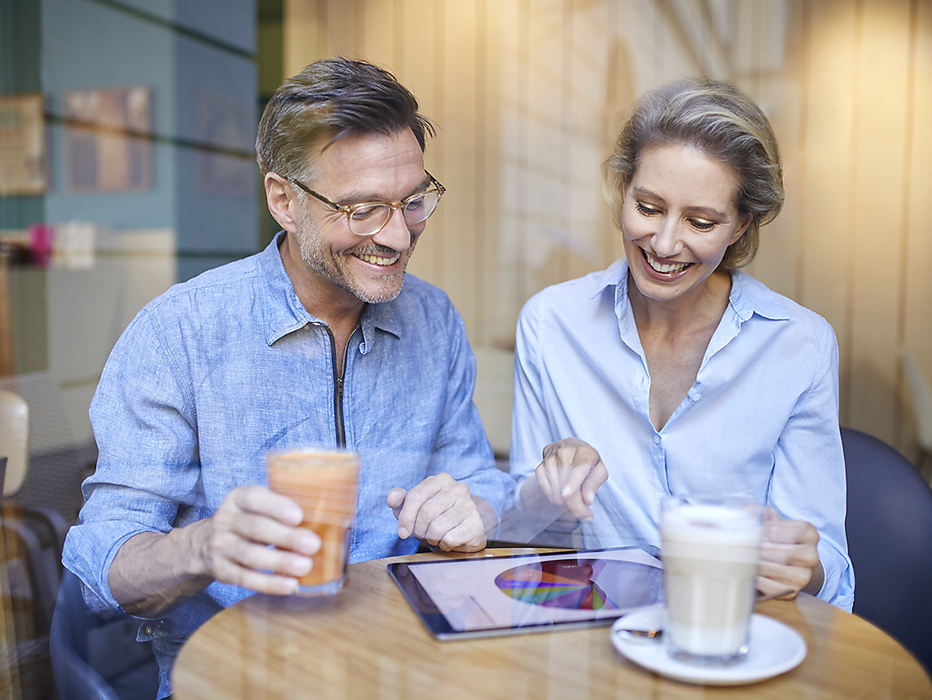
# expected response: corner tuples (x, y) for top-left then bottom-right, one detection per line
(348, 191), (441, 236)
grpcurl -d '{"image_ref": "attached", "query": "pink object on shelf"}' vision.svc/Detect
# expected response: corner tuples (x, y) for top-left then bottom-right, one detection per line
(29, 224), (54, 267)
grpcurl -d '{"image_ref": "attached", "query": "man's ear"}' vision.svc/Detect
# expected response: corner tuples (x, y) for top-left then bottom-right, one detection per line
(265, 173), (300, 233)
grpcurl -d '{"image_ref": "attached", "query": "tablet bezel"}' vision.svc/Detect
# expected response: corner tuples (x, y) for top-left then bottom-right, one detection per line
(387, 546), (663, 641)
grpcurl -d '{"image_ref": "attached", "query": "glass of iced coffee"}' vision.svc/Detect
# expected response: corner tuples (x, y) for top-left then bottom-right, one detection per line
(266, 447), (361, 596)
(660, 495), (763, 664)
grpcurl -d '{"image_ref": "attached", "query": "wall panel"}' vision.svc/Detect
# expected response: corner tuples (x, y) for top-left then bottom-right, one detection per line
(795, 0), (858, 419)
(848, 0), (912, 438)
(399, 0), (440, 286)
(281, 0), (932, 456)
(902, 0), (932, 451)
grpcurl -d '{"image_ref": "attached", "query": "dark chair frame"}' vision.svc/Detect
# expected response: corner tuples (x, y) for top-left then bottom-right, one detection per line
(842, 427), (932, 677)
(51, 569), (160, 700)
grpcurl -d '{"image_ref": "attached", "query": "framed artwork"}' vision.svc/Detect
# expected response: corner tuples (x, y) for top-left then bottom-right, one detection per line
(0, 94), (46, 196)
(65, 86), (152, 192)
(195, 90), (255, 198)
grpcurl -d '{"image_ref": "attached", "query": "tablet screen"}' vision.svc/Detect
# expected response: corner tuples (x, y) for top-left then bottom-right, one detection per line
(388, 547), (663, 640)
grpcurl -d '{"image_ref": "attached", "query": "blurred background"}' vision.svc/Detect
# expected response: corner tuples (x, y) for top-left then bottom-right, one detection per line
(0, 0), (930, 697)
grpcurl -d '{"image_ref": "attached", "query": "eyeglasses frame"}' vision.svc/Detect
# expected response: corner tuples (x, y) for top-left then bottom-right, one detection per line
(284, 171), (446, 236)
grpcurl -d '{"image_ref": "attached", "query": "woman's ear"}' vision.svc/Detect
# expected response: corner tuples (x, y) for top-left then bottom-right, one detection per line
(730, 214), (753, 245)
(265, 173), (300, 233)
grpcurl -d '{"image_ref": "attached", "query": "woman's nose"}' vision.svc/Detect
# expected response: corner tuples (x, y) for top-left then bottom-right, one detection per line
(650, 218), (683, 258)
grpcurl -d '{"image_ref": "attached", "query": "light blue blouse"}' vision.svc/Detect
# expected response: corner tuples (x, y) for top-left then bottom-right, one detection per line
(510, 257), (854, 611)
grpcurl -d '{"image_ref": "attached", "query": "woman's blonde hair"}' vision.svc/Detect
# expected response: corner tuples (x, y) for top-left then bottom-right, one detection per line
(603, 77), (784, 270)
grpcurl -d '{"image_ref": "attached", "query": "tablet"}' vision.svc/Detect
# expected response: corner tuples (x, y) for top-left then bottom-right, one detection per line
(388, 546), (663, 640)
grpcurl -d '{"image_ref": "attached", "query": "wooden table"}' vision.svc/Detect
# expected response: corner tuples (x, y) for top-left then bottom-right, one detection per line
(173, 550), (932, 699)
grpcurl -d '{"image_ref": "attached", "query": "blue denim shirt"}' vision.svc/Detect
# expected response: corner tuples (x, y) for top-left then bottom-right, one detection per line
(63, 232), (514, 699)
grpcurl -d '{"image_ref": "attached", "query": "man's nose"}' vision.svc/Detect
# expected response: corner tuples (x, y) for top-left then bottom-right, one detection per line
(371, 206), (412, 252)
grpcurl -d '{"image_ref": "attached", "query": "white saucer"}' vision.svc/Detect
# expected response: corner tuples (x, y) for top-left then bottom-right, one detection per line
(610, 605), (807, 686)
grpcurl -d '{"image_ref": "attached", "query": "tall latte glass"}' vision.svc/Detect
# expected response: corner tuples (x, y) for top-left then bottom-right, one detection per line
(266, 447), (360, 596)
(660, 495), (763, 664)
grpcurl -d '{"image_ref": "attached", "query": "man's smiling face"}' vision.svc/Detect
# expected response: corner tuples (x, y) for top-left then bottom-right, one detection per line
(293, 129), (429, 305)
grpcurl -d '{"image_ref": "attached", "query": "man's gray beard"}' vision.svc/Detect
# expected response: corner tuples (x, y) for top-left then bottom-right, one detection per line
(296, 219), (411, 305)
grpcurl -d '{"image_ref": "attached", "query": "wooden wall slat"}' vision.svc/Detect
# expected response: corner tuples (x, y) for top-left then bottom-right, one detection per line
(325, 0), (356, 58)
(360, 0), (395, 70)
(902, 0), (932, 450)
(437, 0), (480, 336)
(847, 0), (913, 439)
(398, 0), (439, 286)
(794, 0), (858, 422)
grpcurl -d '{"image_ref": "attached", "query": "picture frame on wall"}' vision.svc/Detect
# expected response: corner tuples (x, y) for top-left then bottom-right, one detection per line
(0, 94), (47, 196)
(195, 90), (255, 198)
(65, 86), (152, 193)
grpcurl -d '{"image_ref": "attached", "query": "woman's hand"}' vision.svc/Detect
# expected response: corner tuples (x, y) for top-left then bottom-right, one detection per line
(757, 506), (824, 599)
(527, 438), (608, 521)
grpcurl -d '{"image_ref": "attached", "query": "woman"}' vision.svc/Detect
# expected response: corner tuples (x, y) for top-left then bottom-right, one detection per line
(510, 78), (853, 609)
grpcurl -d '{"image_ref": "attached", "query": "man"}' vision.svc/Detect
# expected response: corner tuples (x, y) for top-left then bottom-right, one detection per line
(62, 58), (514, 699)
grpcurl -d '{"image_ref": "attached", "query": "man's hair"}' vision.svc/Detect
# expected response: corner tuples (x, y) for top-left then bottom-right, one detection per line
(256, 57), (435, 181)
(603, 77), (784, 270)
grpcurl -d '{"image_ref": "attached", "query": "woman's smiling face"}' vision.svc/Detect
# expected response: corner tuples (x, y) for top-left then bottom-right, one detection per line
(621, 142), (751, 307)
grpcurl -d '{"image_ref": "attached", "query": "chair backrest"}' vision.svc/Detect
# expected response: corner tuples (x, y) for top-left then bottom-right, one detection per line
(0, 388), (29, 496)
(841, 427), (932, 676)
(51, 569), (158, 700)
(51, 570), (122, 700)
(902, 352), (932, 451)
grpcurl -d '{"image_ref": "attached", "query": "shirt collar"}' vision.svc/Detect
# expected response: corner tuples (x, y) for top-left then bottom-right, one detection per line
(728, 270), (790, 322)
(257, 231), (405, 346)
(591, 256), (790, 324)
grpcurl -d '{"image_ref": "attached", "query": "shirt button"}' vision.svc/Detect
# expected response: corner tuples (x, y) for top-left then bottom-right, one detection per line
(143, 625), (153, 635)
(693, 392), (702, 401)
(653, 435), (661, 445)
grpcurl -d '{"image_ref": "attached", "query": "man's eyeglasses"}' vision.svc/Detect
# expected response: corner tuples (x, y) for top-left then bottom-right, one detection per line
(285, 171), (446, 236)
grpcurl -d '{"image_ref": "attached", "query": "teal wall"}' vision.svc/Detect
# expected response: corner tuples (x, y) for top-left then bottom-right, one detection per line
(0, 0), (45, 229)
(1, 0), (259, 280)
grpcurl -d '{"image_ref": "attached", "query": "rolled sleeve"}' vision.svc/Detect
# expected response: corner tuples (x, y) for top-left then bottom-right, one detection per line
(63, 305), (199, 615)
(770, 322), (854, 611)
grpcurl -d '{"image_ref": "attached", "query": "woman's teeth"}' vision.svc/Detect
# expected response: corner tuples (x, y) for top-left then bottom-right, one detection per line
(356, 253), (400, 266)
(644, 251), (689, 274)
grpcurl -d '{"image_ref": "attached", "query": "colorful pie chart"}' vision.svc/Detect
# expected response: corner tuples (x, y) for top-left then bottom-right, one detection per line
(494, 558), (621, 610)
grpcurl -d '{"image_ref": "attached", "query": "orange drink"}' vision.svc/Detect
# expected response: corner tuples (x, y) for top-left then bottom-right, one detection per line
(266, 447), (360, 595)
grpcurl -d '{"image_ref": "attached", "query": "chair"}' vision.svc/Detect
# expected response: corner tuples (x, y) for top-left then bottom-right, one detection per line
(1, 388), (72, 698)
(51, 569), (159, 700)
(841, 427), (932, 676)
(902, 352), (932, 479)
(0, 388), (70, 613)
(1, 388), (30, 499)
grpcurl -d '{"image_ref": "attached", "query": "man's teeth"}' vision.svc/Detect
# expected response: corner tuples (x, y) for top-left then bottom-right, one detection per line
(644, 251), (689, 274)
(356, 253), (400, 266)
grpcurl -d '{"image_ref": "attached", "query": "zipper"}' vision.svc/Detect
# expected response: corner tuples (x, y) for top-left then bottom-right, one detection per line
(326, 325), (359, 448)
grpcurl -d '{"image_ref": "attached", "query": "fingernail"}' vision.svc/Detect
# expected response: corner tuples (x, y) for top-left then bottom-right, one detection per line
(301, 533), (320, 553)
(398, 527), (410, 539)
(291, 557), (312, 575)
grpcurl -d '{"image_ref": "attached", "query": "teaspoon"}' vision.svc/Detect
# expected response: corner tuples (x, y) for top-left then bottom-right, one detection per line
(616, 589), (795, 640)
